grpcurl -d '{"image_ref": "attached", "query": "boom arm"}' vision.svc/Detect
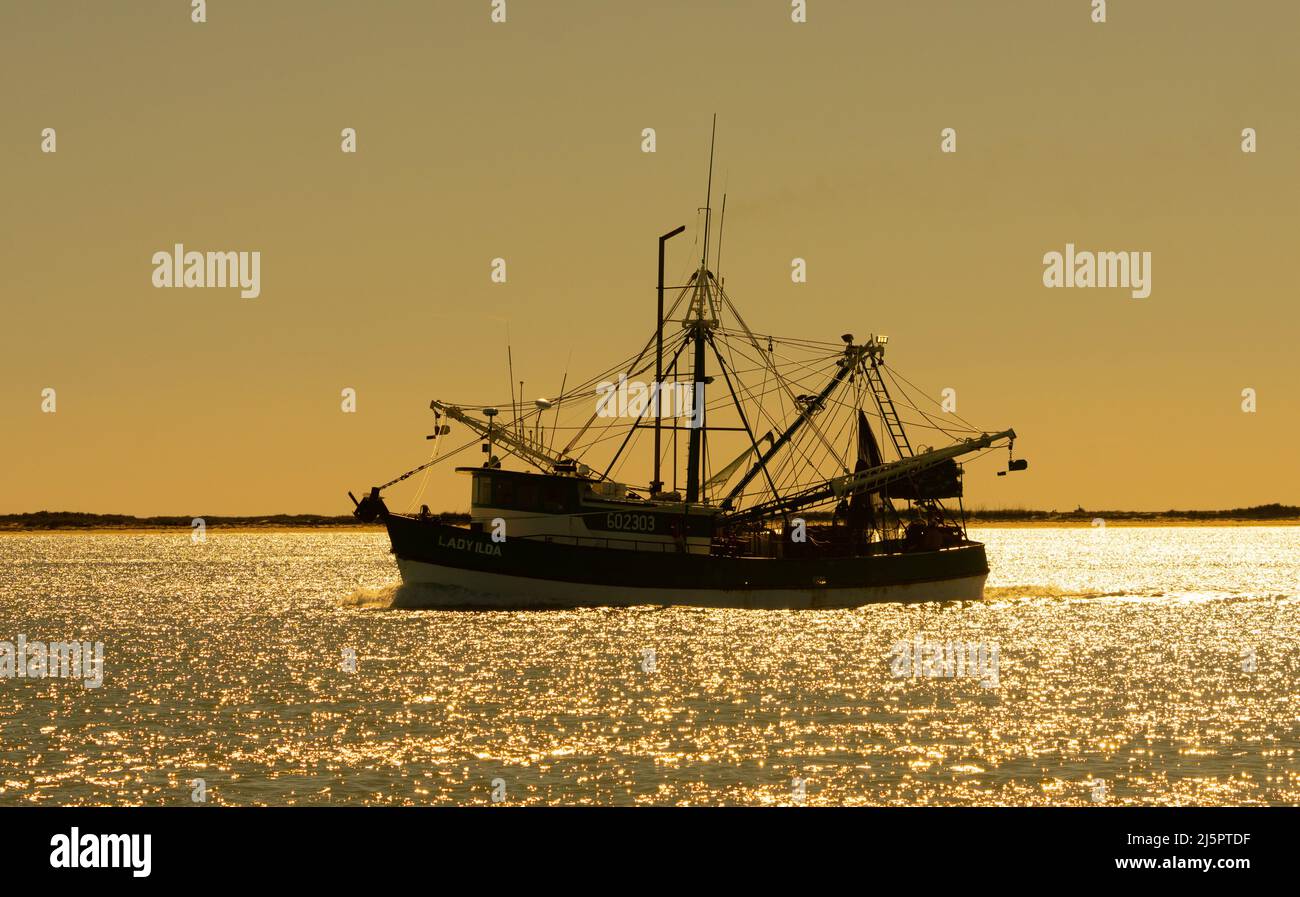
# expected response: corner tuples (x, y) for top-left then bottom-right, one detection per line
(726, 429), (1017, 525)
(722, 343), (867, 508)
(433, 401), (570, 473)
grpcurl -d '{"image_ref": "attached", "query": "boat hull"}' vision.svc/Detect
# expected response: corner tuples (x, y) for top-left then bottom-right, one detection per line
(382, 515), (989, 609)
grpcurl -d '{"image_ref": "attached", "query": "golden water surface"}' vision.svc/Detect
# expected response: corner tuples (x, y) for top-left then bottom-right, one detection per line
(1, 527), (1296, 805)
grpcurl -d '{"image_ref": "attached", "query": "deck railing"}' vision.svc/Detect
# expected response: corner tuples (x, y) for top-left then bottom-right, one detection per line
(528, 534), (699, 553)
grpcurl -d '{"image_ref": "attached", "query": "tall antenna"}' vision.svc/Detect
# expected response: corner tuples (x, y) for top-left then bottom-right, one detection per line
(548, 367), (568, 454)
(715, 192), (727, 278)
(506, 333), (517, 437)
(701, 113), (716, 269)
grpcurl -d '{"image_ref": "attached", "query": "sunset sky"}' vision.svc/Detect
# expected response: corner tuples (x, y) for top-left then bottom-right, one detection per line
(2, 1), (1297, 515)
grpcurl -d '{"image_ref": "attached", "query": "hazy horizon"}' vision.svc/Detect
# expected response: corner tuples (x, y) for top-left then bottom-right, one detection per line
(4, 1), (1298, 516)
(6, 502), (1300, 521)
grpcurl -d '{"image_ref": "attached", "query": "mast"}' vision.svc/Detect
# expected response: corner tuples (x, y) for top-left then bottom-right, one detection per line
(685, 117), (718, 505)
(684, 319), (708, 502)
(700, 114), (716, 271)
(653, 224), (686, 496)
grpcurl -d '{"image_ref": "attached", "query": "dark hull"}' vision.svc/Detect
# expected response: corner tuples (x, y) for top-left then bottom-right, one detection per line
(381, 515), (989, 608)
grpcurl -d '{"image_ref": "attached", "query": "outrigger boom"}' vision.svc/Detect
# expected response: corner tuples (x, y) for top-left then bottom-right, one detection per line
(728, 429), (1017, 526)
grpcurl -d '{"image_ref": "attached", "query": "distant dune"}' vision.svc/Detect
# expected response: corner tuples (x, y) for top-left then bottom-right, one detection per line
(1, 506), (1296, 531)
(962, 503), (1300, 524)
(0, 511), (463, 531)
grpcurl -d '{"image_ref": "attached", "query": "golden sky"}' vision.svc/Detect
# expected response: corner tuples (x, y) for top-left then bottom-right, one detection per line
(2, 1), (1297, 515)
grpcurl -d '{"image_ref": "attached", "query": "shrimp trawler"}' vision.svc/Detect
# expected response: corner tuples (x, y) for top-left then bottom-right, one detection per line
(350, 155), (1026, 608)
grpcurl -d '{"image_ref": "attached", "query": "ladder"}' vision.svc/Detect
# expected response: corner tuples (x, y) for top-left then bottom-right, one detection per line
(864, 361), (913, 458)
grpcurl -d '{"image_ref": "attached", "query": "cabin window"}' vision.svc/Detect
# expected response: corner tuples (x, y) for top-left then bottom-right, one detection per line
(493, 478), (514, 508)
(516, 480), (539, 510)
(476, 473), (572, 512)
(542, 483), (565, 514)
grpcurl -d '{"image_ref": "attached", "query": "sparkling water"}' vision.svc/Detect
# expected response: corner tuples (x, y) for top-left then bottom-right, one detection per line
(1, 526), (1296, 805)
